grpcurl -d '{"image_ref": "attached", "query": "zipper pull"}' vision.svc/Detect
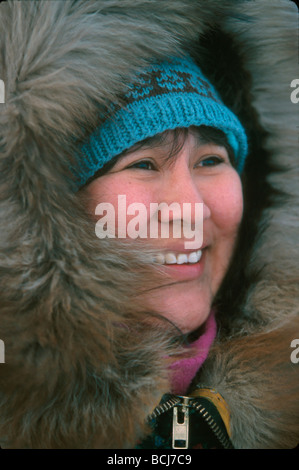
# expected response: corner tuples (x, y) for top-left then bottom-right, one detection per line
(172, 397), (190, 449)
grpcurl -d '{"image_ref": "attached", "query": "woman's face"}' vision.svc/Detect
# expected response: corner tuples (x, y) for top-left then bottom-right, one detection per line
(82, 130), (243, 334)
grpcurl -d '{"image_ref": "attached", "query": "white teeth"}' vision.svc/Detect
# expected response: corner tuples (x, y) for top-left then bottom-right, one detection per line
(177, 254), (188, 264)
(188, 251), (200, 263)
(164, 253), (177, 264)
(155, 250), (202, 265)
(155, 254), (166, 265)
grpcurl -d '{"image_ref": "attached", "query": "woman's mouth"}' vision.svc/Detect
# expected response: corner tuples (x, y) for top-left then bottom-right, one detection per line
(154, 249), (206, 282)
(155, 249), (202, 265)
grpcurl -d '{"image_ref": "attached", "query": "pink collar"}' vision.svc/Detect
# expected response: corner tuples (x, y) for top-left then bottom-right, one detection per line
(168, 311), (217, 395)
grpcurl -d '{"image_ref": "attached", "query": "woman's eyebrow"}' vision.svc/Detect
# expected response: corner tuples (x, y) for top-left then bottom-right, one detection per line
(192, 132), (228, 151)
(121, 139), (175, 161)
(191, 132), (236, 166)
(192, 134), (218, 148)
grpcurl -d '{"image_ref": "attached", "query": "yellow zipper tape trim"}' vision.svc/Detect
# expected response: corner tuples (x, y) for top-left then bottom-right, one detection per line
(190, 387), (231, 438)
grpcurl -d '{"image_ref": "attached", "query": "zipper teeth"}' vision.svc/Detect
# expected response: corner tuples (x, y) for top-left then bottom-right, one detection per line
(148, 396), (181, 421)
(148, 396), (233, 449)
(191, 400), (233, 449)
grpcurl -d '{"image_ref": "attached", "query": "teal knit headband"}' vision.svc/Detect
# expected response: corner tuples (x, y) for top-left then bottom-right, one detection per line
(73, 56), (248, 188)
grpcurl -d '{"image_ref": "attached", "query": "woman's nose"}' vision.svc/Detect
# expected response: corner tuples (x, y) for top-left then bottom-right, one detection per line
(157, 164), (211, 227)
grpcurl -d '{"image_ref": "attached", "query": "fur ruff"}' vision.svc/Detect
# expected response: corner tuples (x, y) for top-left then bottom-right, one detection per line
(0, 0), (298, 448)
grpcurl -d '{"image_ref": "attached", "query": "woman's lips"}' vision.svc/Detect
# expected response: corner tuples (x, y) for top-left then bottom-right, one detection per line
(157, 248), (206, 282)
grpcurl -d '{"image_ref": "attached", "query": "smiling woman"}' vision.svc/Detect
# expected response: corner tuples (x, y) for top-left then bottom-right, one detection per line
(72, 56), (247, 447)
(0, 0), (298, 450)
(80, 125), (244, 335)
(76, 56), (246, 346)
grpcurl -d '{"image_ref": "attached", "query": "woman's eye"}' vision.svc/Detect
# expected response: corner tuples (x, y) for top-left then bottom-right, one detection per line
(198, 155), (224, 167)
(128, 160), (155, 170)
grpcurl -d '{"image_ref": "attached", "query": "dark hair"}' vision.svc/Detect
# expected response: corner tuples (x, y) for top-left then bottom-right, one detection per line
(80, 125), (236, 188)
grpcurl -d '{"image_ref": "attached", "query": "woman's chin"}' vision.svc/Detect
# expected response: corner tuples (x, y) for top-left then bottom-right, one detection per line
(145, 286), (212, 334)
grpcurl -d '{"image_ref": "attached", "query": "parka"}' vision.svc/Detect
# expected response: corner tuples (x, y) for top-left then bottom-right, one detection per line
(0, 0), (298, 449)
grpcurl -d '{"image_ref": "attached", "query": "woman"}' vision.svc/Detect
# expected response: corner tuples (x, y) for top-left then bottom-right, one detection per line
(0, 0), (298, 449)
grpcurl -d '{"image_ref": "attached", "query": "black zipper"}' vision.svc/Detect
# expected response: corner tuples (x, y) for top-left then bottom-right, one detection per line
(148, 394), (233, 449)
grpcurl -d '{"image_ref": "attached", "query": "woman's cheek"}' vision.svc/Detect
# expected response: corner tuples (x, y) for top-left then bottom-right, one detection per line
(88, 176), (154, 237)
(212, 173), (243, 232)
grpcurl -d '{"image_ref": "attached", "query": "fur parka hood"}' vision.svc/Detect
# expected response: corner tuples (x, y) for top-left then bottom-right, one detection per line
(0, 0), (298, 449)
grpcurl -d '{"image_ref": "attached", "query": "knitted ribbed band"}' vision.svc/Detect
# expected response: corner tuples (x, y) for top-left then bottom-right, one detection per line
(73, 56), (248, 188)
